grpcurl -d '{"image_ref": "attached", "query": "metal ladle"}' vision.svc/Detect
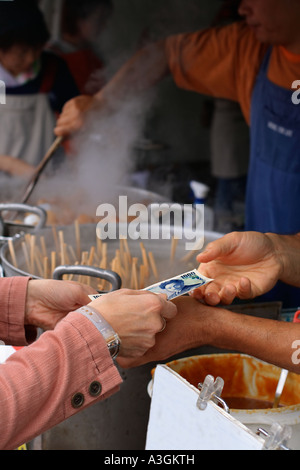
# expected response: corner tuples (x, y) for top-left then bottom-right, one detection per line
(20, 136), (63, 204)
(273, 309), (300, 408)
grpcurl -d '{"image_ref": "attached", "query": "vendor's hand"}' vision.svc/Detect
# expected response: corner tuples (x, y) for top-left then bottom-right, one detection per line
(25, 279), (96, 331)
(54, 95), (97, 137)
(192, 231), (282, 305)
(89, 289), (177, 361)
(116, 296), (216, 368)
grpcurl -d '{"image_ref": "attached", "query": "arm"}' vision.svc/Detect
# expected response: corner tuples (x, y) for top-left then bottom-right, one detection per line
(0, 277), (35, 346)
(0, 279), (176, 449)
(193, 231), (300, 305)
(0, 310), (122, 450)
(54, 40), (170, 136)
(119, 296), (300, 374)
(0, 155), (34, 177)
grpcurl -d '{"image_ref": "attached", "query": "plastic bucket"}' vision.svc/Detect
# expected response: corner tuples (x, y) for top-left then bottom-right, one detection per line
(162, 353), (300, 450)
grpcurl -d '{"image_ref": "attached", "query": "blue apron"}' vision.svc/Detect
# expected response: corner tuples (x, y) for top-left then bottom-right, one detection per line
(246, 48), (300, 308)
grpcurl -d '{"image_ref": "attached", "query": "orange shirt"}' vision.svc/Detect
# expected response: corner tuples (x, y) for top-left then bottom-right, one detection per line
(165, 21), (300, 124)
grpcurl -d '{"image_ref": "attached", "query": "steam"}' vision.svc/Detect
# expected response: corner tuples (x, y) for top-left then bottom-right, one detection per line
(32, 91), (155, 218)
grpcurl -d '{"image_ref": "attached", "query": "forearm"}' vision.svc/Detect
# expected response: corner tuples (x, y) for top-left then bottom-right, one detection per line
(205, 306), (300, 373)
(94, 40), (170, 105)
(0, 312), (122, 450)
(0, 155), (34, 176)
(267, 232), (300, 287)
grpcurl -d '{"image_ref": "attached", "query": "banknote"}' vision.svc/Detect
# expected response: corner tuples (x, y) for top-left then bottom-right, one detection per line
(88, 269), (213, 301)
(143, 269), (213, 300)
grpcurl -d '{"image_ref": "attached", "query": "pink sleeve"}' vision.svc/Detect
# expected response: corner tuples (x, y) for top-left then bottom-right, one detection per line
(0, 277), (37, 346)
(0, 311), (122, 450)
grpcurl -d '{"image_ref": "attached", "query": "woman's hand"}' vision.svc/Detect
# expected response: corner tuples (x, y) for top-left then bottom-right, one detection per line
(25, 279), (96, 331)
(89, 289), (177, 360)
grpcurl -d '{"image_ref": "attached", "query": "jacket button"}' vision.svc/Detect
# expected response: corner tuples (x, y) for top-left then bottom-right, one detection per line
(71, 392), (85, 409)
(89, 381), (102, 397)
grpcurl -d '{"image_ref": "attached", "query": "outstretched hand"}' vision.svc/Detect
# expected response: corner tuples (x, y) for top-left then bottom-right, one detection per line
(193, 231), (282, 305)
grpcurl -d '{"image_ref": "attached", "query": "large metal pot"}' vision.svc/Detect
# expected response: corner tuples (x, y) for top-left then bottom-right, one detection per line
(1, 223), (123, 292)
(0, 203), (47, 246)
(1, 221), (222, 449)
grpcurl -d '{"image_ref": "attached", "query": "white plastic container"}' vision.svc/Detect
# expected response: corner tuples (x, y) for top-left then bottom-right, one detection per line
(158, 353), (300, 450)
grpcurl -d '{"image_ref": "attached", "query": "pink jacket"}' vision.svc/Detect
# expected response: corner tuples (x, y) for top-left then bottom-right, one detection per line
(0, 277), (122, 450)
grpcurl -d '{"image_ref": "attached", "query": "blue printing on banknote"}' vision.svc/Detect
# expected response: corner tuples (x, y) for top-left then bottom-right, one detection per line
(88, 269), (213, 301)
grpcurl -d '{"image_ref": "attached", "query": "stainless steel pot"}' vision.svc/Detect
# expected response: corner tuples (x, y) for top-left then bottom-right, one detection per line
(0, 203), (47, 245)
(1, 223), (122, 292)
(0, 222), (220, 288)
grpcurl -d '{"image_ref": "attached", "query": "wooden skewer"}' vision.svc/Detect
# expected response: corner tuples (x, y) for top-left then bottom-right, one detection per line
(34, 252), (43, 277)
(52, 225), (59, 253)
(43, 257), (49, 279)
(123, 237), (131, 263)
(40, 236), (47, 259)
(170, 236), (179, 262)
(139, 264), (146, 289)
(130, 257), (139, 290)
(21, 241), (30, 272)
(58, 231), (66, 265)
(88, 246), (95, 266)
(68, 244), (77, 264)
(8, 239), (18, 268)
(96, 236), (102, 257)
(148, 251), (158, 279)
(140, 242), (149, 278)
(51, 251), (56, 276)
(74, 219), (81, 260)
(30, 235), (36, 274)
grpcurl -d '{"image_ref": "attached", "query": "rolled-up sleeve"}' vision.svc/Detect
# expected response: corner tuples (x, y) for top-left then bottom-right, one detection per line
(0, 311), (122, 450)
(0, 277), (33, 346)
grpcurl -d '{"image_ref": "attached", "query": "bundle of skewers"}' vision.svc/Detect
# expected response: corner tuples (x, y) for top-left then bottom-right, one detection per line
(7, 220), (185, 291)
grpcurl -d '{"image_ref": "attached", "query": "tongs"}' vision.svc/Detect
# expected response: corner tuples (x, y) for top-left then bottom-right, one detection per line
(273, 310), (300, 408)
(21, 136), (63, 204)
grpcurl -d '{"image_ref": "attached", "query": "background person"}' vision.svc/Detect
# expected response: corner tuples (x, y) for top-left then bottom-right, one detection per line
(49, 0), (113, 95)
(0, 0), (79, 177)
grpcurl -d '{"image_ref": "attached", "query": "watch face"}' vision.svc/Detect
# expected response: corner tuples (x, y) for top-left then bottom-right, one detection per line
(108, 337), (121, 358)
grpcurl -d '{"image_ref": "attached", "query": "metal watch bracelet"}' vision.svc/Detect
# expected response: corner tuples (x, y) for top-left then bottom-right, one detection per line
(76, 306), (121, 359)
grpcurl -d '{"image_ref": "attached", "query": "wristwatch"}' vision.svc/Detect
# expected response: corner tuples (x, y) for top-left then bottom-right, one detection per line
(76, 306), (121, 359)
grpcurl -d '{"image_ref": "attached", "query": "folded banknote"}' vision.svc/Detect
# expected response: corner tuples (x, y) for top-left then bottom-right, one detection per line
(88, 269), (213, 301)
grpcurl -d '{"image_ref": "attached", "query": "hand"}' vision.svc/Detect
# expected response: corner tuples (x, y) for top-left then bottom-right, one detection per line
(25, 279), (96, 331)
(193, 231), (282, 305)
(54, 95), (97, 137)
(116, 296), (216, 368)
(88, 289), (177, 362)
(0, 155), (34, 177)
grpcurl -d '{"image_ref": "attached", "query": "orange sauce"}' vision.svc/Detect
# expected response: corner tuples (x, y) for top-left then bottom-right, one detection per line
(164, 354), (300, 409)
